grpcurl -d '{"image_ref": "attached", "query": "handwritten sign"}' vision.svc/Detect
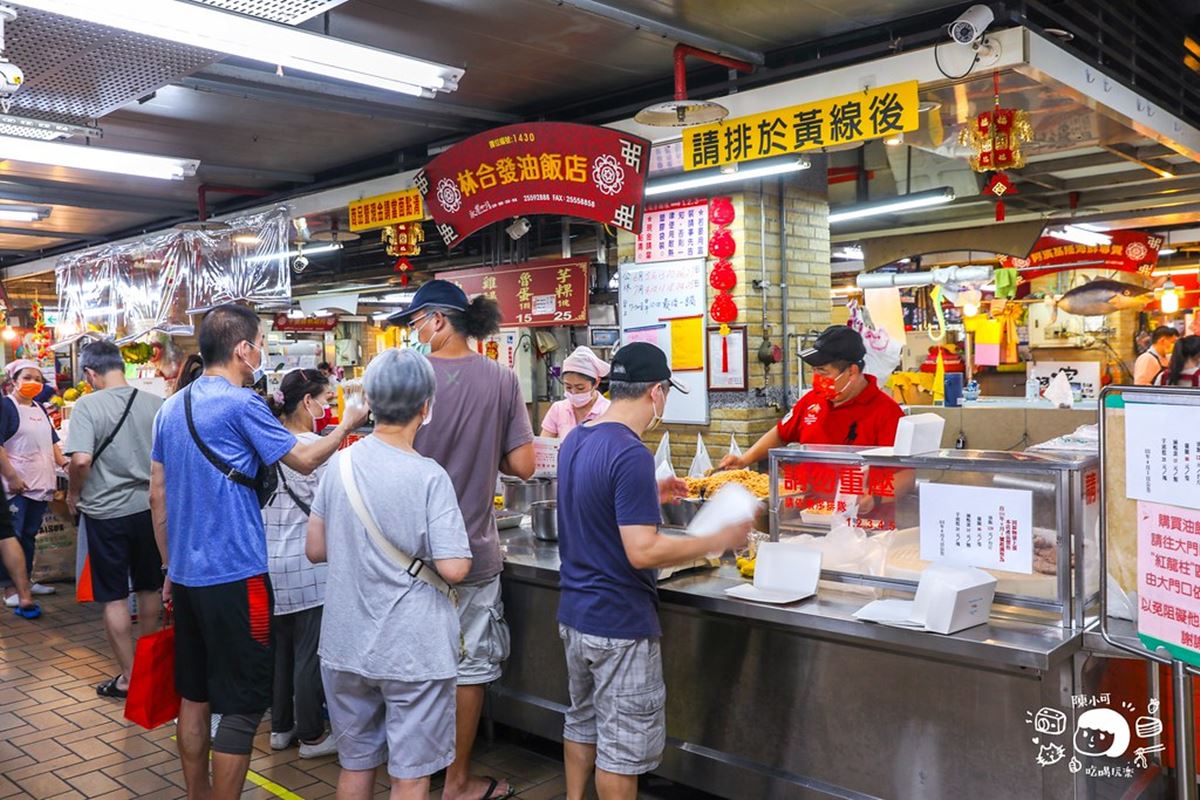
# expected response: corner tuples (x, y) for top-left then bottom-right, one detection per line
(348, 189), (424, 232)
(1137, 500), (1200, 667)
(919, 483), (1033, 573)
(682, 81), (918, 171)
(635, 200), (708, 263)
(1029, 361), (1102, 399)
(1124, 402), (1200, 510)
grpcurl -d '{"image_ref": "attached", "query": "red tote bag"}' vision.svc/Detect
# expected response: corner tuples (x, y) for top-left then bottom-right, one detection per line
(124, 616), (180, 730)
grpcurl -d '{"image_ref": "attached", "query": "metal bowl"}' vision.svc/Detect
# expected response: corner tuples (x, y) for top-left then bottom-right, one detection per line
(660, 498), (704, 529)
(501, 477), (556, 514)
(530, 500), (557, 541)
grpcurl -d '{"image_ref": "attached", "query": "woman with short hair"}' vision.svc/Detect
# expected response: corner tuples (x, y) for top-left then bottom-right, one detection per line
(307, 348), (471, 800)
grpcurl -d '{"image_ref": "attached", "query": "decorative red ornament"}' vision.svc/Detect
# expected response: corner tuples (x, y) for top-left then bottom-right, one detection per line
(708, 196), (735, 226)
(398, 272), (411, 287)
(709, 259), (737, 291)
(394, 256), (413, 273)
(982, 172), (1017, 222)
(710, 293), (738, 324)
(708, 228), (735, 259)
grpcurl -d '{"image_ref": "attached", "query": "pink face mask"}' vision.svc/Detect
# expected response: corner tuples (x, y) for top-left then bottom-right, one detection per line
(566, 389), (594, 408)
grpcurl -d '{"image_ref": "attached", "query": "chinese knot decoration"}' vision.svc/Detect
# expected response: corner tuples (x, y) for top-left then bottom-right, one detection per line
(958, 71), (1032, 221)
(382, 222), (424, 258)
(708, 197), (738, 335)
(393, 256), (414, 286)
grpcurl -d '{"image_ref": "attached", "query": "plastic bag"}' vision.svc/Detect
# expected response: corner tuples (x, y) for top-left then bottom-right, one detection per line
(688, 434), (712, 478)
(654, 433), (675, 480)
(727, 434), (742, 459)
(125, 621), (180, 729)
(686, 482), (758, 537)
(862, 326), (903, 382)
(1045, 370), (1074, 408)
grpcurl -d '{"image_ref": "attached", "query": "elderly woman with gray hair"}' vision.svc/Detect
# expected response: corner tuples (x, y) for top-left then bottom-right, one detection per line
(306, 348), (472, 800)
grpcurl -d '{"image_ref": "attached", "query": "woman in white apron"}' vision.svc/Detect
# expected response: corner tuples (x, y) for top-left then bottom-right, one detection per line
(0, 360), (69, 610)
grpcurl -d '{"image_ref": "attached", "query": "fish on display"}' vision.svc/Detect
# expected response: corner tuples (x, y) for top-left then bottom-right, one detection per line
(1048, 279), (1152, 322)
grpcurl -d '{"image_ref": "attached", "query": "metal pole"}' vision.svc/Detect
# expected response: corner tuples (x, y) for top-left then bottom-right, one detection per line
(1175, 658), (1197, 800)
(778, 177), (790, 408)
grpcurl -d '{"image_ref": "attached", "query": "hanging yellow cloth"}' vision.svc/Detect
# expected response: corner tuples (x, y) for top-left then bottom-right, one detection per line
(932, 350), (946, 403)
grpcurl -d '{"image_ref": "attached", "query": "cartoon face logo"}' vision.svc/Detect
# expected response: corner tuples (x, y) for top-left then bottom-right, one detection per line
(1074, 708), (1130, 758)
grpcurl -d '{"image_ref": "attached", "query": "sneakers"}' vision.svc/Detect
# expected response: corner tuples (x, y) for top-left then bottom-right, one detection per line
(298, 736), (338, 759)
(3, 594), (16, 608)
(30, 583), (56, 595)
(270, 728), (297, 751)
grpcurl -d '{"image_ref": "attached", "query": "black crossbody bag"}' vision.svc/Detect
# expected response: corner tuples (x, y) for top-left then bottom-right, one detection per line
(91, 389), (138, 463)
(183, 385), (278, 507)
(274, 464), (311, 516)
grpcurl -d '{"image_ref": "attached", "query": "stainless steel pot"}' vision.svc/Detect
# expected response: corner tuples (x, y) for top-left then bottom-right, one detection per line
(660, 498), (704, 529)
(501, 477), (556, 514)
(530, 500), (557, 541)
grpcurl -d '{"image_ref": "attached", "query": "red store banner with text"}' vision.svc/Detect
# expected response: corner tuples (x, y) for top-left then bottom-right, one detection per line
(442, 258), (589, 327)
(1001, 231), (1163, 279)
(273, 313), (339, 332)
(414, 122), (651, 247)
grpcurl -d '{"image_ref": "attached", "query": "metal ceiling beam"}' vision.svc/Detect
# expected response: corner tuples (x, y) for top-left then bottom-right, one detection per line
(0, 179), (194, 214)
(190, 64), (520, 124)
(198, 163), (315, 184)
(0, 226), (102, 242)
(1020, 145), (1176, 176)
(1102, 144), (1177, 178)
(178, 77), (471, 132)
(549, 0), (766, 65)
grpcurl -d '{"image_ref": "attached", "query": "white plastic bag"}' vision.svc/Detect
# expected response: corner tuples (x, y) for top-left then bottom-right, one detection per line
(654, 433), (676, 480)
(727, 434), (742, 459)
(1045, 370), (1074, 408)
(862, 326), (903, 382)
(688, 434), (713, 478)
(686, 482), (758, 537)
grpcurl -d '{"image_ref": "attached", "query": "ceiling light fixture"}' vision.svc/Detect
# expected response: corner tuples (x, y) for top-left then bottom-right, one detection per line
(0, 113), (101, 141)
(828, 187), (955, 224)
(0, 203), (49, 222)
(14, 0), (464, 97)
(1161, 278), (1181, 314)
(1159, 248), (1177, 256)
(833, 246), (864, 260)
(0, 134), (198, 179)
(645, 155), (812, 197)
(1051, 225), (1112, 247)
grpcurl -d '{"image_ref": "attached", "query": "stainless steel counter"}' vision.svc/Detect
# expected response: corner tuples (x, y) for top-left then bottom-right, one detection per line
(492, 526), (1095, 800)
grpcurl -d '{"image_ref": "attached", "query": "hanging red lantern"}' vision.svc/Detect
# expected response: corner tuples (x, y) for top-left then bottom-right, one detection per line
(709, 259), (737, 291)
(710, 293), (738, 325)
(709, 196), (735, 226)
(708, 228), (735, 259)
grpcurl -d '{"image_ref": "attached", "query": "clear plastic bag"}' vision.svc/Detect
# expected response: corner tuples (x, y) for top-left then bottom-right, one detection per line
(688, 434), (712, 478)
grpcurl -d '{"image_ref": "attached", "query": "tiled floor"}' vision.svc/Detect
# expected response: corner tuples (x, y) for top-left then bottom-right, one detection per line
(0, 589), (710, 800)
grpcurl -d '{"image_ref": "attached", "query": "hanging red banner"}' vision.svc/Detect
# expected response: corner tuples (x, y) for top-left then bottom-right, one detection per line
(273, 314), (339, 332)
(441, 258), (589, 328)
(1001, 231), (1163, 279)
(414, 123), (651, 248)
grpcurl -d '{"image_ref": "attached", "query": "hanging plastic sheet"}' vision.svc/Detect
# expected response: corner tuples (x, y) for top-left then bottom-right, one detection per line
(56, 206), (292, 342)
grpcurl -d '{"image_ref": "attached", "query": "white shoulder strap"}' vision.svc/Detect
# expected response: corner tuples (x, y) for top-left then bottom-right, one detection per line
(338, 444), (457, 606)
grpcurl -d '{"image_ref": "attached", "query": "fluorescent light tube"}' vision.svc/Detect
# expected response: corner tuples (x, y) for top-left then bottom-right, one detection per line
(0, 204), (50, 222)
(1051, 225), (1112, 247)
(645, 156), (811, 197)
(0, 135), (198, 180)
(828, 187), (955, 223)
(14, 0), (464, 97)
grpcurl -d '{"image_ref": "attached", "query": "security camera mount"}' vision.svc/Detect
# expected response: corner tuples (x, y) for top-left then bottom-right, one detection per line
(0, 4), (23, 113)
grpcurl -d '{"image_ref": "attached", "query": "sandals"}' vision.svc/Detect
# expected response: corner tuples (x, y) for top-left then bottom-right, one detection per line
(12, 603), (40, 620)
(477, 777), (515, 800)
(95, 675), (128, 699)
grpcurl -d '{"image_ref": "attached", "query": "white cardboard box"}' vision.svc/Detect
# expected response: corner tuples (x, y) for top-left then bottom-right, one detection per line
(910, 563), (998, 634)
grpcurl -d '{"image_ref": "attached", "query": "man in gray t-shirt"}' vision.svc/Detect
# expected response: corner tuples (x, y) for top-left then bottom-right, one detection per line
(65, 341), (164, 699)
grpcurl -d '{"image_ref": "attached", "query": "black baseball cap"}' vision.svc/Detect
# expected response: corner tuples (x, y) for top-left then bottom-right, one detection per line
(610, 342), (689, 393)
(799, 325), (866, 367)
(386, 280), (468, 325)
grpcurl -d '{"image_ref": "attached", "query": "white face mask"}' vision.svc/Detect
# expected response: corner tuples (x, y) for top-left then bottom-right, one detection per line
(647, 385), (665, 431)
(421, 398), (434, 427)
(243, 341), (266, 385)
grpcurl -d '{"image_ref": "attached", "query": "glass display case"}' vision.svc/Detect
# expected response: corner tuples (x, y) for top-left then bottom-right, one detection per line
(768, 445), (1100, 627)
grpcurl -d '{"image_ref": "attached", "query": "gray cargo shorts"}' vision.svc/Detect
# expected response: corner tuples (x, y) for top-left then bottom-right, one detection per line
(457, 576), (511, 685)
(558, 623), (666, 776)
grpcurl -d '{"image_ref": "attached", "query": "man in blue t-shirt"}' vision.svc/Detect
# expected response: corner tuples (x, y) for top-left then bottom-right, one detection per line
(556, 342), (749, 800)
(150, 304), (367, 799)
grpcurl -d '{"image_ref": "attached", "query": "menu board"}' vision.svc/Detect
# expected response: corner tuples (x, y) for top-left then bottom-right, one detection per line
(619, 258), (708, 424)
(919, 483), (1033, 574)
(443, 258), (589, 328)
(1124, 401), (1200, 509)
(635, 199), (708, 263)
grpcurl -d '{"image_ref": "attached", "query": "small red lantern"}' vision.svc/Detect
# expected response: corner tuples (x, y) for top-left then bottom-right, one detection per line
(710, 293), (738, 325)
(709, 260), (737, 292)
(708, 228), (735, 259)
(709, 196), (735, 226)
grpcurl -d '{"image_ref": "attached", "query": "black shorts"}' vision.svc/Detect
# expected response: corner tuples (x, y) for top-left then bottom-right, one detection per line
(0, 500), (13, 541)
(174, 574), (274, 715)
(83, 510), (164, 603)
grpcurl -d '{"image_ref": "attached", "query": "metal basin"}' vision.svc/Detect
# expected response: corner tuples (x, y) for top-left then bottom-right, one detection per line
(660, 498), (704, 529)
(502, 477), (556, 514)
(530, 500), (558, 541)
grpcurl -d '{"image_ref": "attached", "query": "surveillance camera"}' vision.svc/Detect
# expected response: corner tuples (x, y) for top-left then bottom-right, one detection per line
(292, 254), (309, 273)
(505, 217), (531, 241)
(949, 4), (995, 45)
(0, 59), (24, 97)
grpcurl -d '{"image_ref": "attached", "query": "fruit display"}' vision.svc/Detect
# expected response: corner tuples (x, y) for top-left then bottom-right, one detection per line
(49, 395), (65, 408)
(121, 342), (155, 364)
(63, 388), (79, 402)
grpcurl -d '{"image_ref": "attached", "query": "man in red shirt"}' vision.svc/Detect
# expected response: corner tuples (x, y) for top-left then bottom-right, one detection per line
(722, 325), (904, 460)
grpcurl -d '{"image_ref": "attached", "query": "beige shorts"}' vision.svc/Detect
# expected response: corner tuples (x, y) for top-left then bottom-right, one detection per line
(457, 576), (510, 685)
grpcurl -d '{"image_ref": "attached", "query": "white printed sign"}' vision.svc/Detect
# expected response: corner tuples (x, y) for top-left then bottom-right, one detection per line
(533, 436), (559, 477)
(1029, 361), (1102, 399)
(533, 294), (556, 315)
(1124, 402), (1200, 510)
(635, 200), (708, 263)
(919, 483), (1034, 573)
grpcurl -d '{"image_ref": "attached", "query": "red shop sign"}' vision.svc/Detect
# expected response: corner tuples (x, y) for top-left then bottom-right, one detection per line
(414, 123), (651, 248)
(442, 258), (589, 328)
(1002, 230), (1163, 279)
(273, 313), (339, 332)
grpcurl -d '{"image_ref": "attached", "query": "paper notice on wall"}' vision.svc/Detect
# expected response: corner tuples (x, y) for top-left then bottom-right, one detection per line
(625, 325), (664, 347)
(669, 316), (704, 371)
(1124, 401), (1200, 510)
(919, 482), (1034, 573)
(1136, 500), (1200, 667)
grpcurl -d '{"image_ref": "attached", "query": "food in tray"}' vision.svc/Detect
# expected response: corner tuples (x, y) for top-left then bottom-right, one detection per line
(1033, 533), (1075, 576)
(686, 469), (770, 500)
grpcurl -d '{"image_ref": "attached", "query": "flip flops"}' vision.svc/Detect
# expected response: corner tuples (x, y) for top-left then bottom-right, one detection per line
(477, 777), (515, 800)
(95, 675), (128, 699)
(12, 603), (40, 620)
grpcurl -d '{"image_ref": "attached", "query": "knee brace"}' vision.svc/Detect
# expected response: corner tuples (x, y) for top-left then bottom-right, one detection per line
(212, 712), (263, 755)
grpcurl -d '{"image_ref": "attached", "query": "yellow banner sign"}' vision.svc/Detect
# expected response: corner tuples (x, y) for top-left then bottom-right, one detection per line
(682, 80), (920, 171)
(348, 188), (424, 231)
